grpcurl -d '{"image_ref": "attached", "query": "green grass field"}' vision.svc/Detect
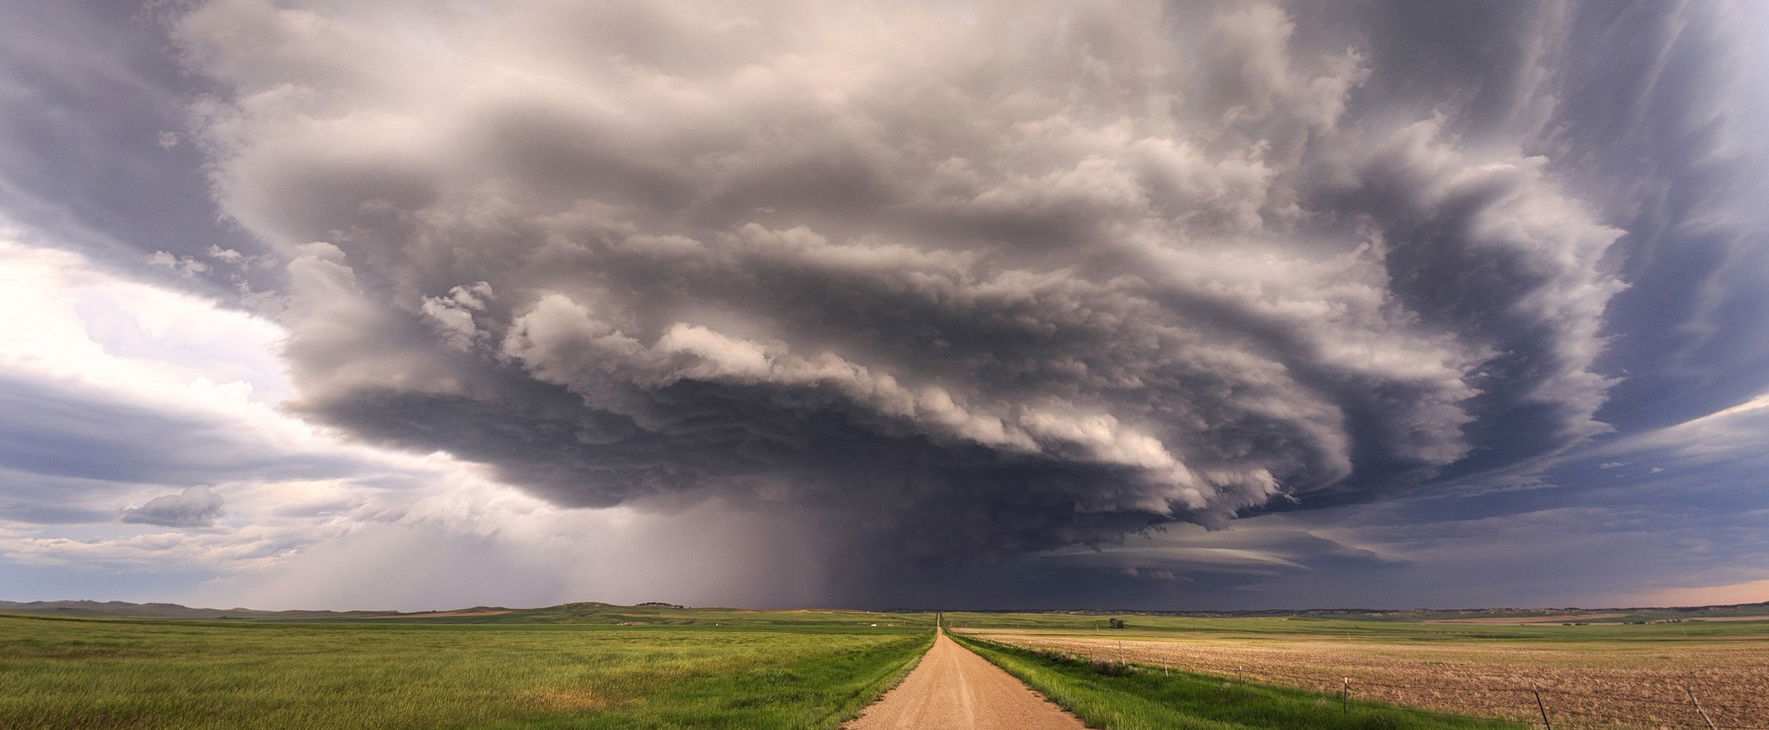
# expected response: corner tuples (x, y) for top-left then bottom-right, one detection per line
(951, 633), (1523, 730)
(0, 612), (932, 730)
(7, 602), (1761, 729)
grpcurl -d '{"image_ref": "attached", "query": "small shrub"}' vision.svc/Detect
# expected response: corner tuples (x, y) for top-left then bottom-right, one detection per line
(1088, 659), (1128, 677)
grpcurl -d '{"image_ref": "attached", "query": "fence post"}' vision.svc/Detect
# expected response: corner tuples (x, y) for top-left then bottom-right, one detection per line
(1532, 682), (1552, 730)
(1686, 686), (1717, 730)
(1342, 677), (1349, 714)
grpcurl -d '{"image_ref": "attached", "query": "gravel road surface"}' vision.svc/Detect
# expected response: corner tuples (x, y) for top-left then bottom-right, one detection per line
(845, 630), (1084, 730)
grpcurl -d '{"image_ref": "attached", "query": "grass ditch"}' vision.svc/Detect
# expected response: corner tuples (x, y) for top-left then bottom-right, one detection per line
(571, 628), (934, 728)
(950, 633), (1525, 730)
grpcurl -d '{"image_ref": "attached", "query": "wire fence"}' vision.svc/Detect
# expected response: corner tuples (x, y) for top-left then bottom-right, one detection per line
(963, 634), (1769, 730)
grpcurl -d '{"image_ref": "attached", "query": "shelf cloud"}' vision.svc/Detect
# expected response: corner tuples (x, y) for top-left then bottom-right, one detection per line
(2, 0), (1766, 608)
(153, 0), (1656, 582)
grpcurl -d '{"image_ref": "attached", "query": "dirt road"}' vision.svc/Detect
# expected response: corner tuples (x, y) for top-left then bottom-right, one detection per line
(845, 630), (1084, 730)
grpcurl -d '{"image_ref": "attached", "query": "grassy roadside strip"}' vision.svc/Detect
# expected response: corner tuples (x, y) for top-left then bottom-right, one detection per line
(949, 634), (1524, 730)
(824, 628), (937, 727)
(573, 629), (936, 729)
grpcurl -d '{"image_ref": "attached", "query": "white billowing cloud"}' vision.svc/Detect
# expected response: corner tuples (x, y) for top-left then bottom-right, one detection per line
(149, 250), (209, 277)
(163, 0), (1630, 577)
(421, 281), (494, 352)
(0, 237), (287, 403)
(0, 232), (857, 609)
(0, 235), (426, 553)
(121, 486), (225, 527)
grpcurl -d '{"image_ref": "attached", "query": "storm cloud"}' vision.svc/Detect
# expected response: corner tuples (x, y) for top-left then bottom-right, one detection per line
(163, 0), (1640, 579)
(3, 0), (1765, 609)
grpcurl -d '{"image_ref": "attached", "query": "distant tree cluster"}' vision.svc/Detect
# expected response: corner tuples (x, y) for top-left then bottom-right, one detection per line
(1107, 618), (1126, 629)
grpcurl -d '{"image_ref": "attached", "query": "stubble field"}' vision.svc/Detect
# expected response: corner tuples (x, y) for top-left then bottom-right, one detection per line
(949, 614), (1769, 729)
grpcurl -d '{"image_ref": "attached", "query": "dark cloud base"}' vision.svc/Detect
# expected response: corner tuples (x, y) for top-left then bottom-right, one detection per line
(162, 0), (1743, 601)
(1, 0), (1764, 607)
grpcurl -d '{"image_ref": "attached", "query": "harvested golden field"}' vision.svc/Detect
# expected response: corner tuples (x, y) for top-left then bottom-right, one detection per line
(960, 624), (1769, 729)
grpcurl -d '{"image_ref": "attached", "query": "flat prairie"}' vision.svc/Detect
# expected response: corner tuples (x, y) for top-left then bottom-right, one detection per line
(1421, 613), (1631, 625)
(0, 610), (932, 730)
(953, 616), (1769, 729)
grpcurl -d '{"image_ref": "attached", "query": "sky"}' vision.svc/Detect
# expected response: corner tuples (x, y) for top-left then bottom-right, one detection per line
(0, 0), (1766, 611)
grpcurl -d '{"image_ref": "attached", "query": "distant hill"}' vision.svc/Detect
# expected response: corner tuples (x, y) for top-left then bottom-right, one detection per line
(0, 600), (923, 626)
(0, 599), (405, 621)
(4, 598), (1765, 625)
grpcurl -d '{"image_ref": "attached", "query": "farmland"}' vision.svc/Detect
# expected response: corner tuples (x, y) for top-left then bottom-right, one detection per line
(5, 601), (1764, 729)
(0, 607), (932, 730)
(951, 632), (1522, 730)
(946, 612), (1769, 729)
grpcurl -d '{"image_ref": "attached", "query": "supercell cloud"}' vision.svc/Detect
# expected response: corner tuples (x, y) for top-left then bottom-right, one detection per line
(2, 0), (1766, 607)
(175, 0), (1624, 574)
